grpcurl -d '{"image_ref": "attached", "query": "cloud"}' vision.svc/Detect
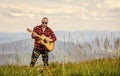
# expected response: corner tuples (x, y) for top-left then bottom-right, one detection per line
(105, 0), (120, 9)
(81, 0), (120, 22)
(0, 0), (120, 32)
(0, 3), (88, 21)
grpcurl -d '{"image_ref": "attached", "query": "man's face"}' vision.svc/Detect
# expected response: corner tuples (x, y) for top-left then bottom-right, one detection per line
(41, 19), (48, 27)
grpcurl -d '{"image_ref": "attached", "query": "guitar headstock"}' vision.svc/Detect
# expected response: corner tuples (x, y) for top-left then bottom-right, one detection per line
(26, 28), (33, 33)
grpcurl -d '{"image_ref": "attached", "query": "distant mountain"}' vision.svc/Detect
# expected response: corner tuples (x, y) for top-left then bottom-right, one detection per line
(0, 31), (119, 65)
(55, 31), (120, 43)
(0, 39), (78, 65)
(0, 32), (31, 43)
(0, 31), (119, 43)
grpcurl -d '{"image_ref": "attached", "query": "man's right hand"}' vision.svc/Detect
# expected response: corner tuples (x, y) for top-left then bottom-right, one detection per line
(33, 33), (38, 37)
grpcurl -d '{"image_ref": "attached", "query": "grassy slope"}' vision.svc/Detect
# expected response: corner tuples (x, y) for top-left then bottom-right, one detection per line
(0, 58), (119, 76)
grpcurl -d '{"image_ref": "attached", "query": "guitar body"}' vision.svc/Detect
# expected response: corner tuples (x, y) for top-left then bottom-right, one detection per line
(40, 40), (55, 52)
(38, 35), (55, 51)
(26, 28), (55, 52)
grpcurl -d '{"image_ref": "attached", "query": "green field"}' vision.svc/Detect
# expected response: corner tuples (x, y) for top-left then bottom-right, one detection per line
(0, 58), (119, 76)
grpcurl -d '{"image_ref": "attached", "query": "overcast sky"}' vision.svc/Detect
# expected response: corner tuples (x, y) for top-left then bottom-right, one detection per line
(0, 0), (120, 32)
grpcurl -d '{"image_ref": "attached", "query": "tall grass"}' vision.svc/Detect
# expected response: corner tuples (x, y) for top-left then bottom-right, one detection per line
(0, 32), (120, 76)
(0, 58), (119, 76)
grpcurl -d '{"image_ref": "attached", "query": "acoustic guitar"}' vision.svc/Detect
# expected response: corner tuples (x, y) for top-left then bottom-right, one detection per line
(26, 28), (55, 52)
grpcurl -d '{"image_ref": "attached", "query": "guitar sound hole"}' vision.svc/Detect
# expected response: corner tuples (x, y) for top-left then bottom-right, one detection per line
(44, 39), (47, 43)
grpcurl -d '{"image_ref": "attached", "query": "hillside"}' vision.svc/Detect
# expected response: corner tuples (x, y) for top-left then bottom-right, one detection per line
(0, 31), (119, 65)
(0, 58), (119, 76)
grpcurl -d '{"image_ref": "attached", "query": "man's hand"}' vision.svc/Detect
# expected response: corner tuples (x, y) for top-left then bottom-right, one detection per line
(33, 33), (38, 37)
(45, 38), (53, 42)
(38, 38), (51, 44)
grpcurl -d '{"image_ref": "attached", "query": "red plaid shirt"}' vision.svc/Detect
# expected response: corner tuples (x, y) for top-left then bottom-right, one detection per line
(31, 25), (57, 50)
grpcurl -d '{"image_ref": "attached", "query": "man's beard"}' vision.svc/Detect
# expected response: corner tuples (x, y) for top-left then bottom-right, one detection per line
(42, 25), (47, 28)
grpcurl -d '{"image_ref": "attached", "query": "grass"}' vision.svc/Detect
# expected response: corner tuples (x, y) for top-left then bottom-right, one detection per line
(0, 32), (119, 76)
(0, 58), (119, 76)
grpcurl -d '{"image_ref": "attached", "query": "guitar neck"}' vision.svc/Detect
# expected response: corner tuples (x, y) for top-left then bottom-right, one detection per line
(27, 28), (45, 40)
(27, 28), (53, 42)
(32, 32), (43, 40)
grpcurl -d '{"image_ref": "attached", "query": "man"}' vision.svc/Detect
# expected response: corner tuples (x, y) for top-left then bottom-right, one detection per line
(30, 17), (57, 67)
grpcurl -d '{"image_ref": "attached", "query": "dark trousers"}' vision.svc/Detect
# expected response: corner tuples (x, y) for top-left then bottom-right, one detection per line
(30, 48), (49, 67)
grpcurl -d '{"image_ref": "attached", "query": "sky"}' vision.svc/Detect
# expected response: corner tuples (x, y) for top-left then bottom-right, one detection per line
(0, 0), (120, 32)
